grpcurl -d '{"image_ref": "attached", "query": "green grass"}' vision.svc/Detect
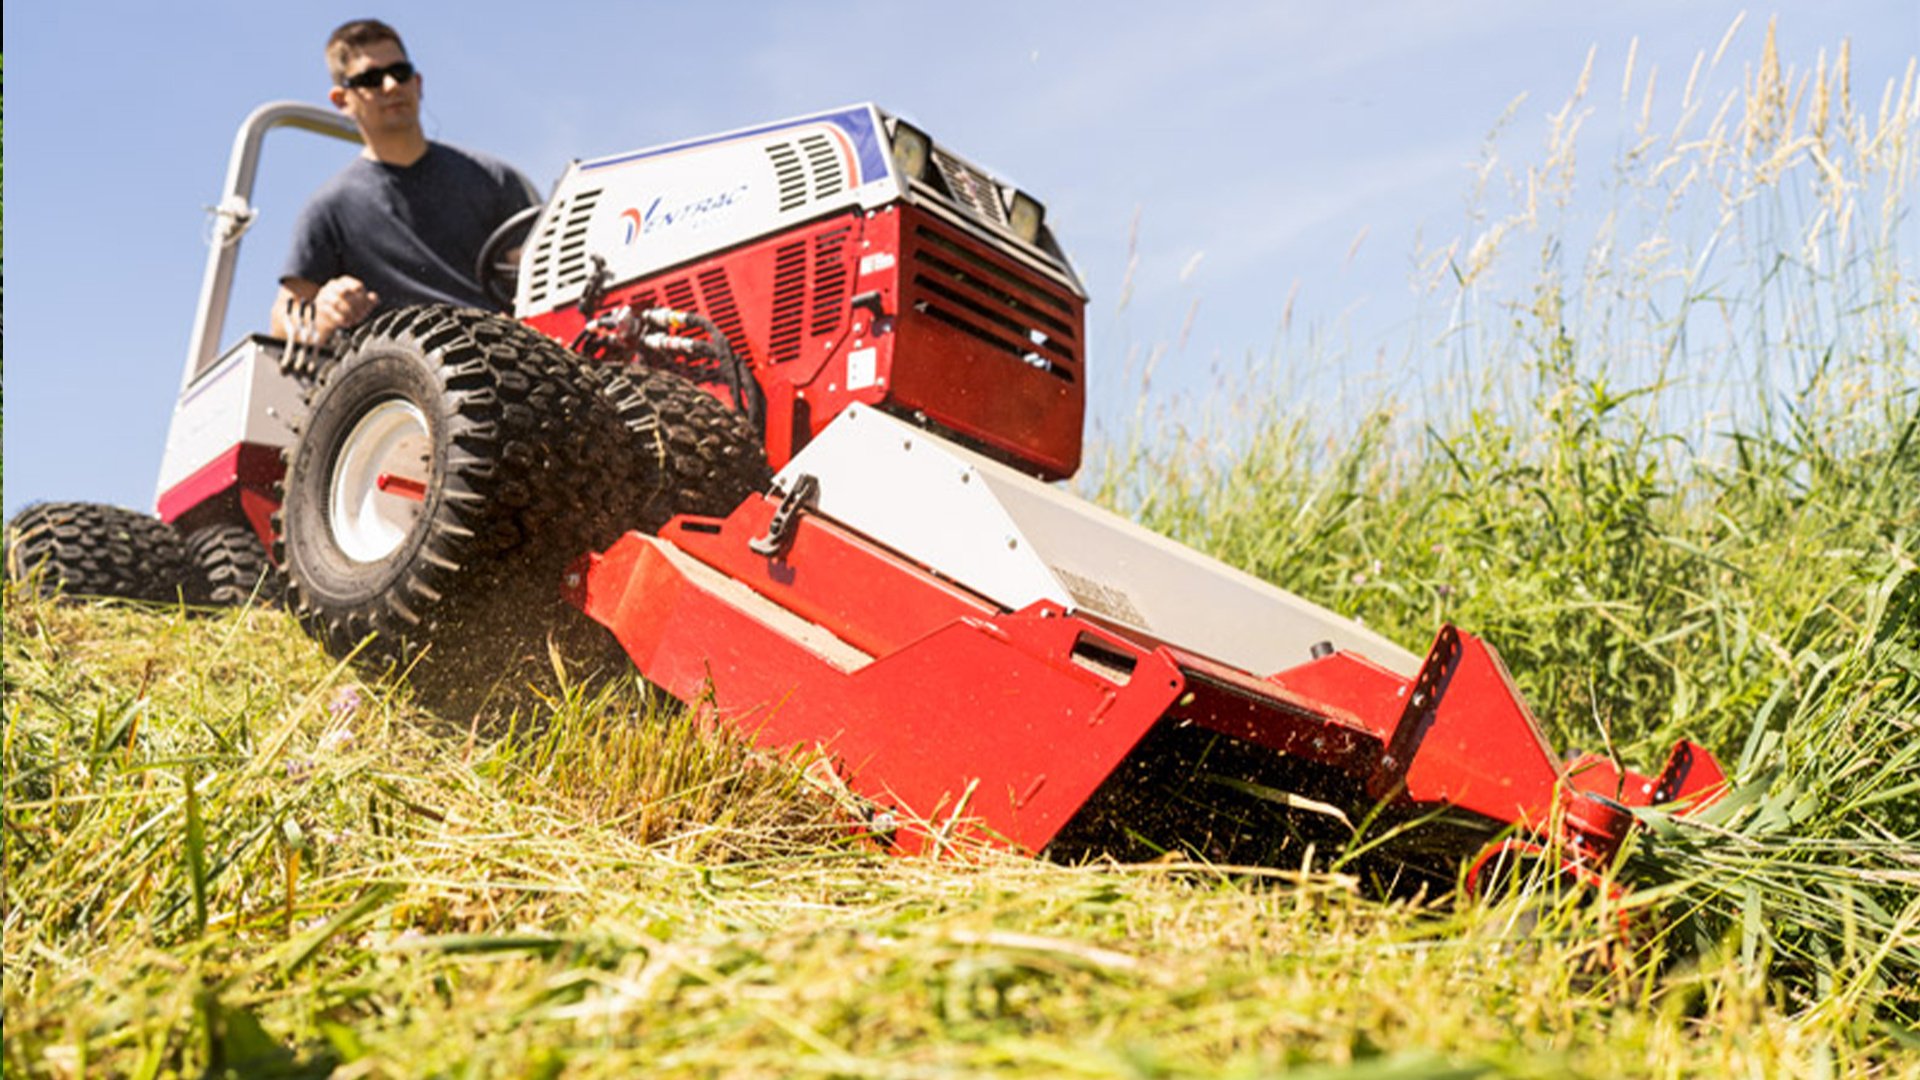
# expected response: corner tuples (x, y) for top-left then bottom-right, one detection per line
(1085, 16), (1920, 1036)
(7, 21), (1920, 1079)
(5, 582), (1916, 1076)
(7, 590), (1915, 1077)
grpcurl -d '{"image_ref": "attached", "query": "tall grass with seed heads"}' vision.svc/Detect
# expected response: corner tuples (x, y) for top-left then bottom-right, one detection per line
(1093, 11), (1919, 1027)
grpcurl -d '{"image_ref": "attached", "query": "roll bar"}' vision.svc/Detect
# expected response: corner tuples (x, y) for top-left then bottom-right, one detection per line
(180, 101), (362, 390)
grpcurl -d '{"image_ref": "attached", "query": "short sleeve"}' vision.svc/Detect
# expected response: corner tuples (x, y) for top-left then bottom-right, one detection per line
(281, 197), (343, 286)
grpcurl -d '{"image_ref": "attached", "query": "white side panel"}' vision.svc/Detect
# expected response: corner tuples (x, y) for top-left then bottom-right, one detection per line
(517, 105), (900, 314)
(975, 469), (1423, 677)
(775, 407), (1070, 612)
(155, 339), (306, 502)
(777, 405), (1422, 678)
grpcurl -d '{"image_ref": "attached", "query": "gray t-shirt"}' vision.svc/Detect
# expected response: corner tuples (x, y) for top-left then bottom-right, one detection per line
(281, 142), (538, 312)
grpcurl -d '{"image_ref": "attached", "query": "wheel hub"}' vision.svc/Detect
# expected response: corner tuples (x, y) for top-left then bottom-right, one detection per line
(328, 399), (431, 563)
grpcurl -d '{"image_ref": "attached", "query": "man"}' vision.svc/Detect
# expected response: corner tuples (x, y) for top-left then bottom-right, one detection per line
(272, 20), (539, 344)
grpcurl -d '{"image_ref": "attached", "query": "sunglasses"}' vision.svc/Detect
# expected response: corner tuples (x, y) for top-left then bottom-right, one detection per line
(340, 61), (417, 91)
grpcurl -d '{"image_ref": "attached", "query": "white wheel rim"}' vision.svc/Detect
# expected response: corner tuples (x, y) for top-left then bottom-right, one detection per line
(328, 399), (432, 563)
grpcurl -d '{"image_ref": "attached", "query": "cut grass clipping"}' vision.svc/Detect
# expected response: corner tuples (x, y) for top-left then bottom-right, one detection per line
(7, 17), (1919, 1078)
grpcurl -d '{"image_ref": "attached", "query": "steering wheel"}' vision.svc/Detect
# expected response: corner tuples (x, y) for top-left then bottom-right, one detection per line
(475, 205), (543, 311)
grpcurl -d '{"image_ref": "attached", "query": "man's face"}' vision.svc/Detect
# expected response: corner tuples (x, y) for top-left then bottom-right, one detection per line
(330, 40), (422, 138)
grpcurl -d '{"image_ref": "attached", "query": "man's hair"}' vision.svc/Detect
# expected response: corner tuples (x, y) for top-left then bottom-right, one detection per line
(325, 19), (408, 83)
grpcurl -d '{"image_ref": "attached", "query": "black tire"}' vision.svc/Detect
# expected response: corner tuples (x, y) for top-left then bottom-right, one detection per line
(277, 305), (766, 707)
(621, 364), (773, 524)
(187, 522), (284, 607)
(438, 314), (771, 529)
(4, 501), (196, 603)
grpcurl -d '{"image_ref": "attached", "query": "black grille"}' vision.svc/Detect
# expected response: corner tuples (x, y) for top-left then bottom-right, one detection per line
(526, 188), (602, 307)
(697, 268), (754, 364)
(662, 278), (698, 314)
(905, 222), (1080, 383)
(800, 133), (847, 201)
(916, 299), (1075, 384)
(931, 151), (1006, 228)
(768, 240), (809, 364)
(912, 274), (1074, 366)
(914, 227), (1075, 321)
(809, 226), (852, 339)
(765, 142), (807, 212)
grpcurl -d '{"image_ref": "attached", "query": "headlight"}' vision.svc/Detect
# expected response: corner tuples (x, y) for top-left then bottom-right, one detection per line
(1006, 190), (1045, 244)
(889, 121), (931, 184)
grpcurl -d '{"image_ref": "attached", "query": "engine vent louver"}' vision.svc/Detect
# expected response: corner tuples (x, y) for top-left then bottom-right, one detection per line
(931, 151), (1006, 229)
(765, 142), (808, 212)
(906, 222), (1079, 384)
(768, 240), (809, 364)
(914, 226), (1076, 330)
(765, 133), (847, 215)
(697, 268), (754, 365)
(799, 133), (848, 201)
(609, 271), (752, 384)
(662, 278), (698, 315)
(525, 187), (603, 307)
(766, 225), (856, 364)
(810, 226), (852, 339)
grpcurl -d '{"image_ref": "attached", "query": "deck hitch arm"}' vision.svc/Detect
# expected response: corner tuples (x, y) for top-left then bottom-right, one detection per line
(749, 473), (820, 557)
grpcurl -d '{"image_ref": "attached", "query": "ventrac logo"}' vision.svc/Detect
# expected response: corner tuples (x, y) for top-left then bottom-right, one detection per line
(620, 183), (750, 244)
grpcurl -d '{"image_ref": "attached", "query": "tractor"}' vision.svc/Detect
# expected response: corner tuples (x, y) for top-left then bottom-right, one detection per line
(6, 101), (1727, 895)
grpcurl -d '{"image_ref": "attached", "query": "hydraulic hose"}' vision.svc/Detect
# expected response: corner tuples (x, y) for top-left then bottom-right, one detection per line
(639, 308), (765, 433)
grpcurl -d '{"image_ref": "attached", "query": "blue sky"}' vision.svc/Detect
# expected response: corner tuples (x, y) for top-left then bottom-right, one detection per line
(5, 1), (1916, 519)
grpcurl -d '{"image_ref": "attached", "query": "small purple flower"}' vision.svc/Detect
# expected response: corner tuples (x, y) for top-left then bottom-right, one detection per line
(329, 686), (363, 719)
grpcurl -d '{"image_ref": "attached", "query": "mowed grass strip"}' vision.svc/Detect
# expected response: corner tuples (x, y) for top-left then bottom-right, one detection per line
(6, 588), (1905, 1076)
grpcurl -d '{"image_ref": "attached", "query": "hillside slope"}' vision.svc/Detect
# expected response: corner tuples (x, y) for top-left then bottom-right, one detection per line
(4, 572), (1914, 1077)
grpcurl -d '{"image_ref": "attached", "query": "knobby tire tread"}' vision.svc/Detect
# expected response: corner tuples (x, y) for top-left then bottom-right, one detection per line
(278, 305), (767, 711)
(188, 522), (284, 607)
(4, 501), (196, 604)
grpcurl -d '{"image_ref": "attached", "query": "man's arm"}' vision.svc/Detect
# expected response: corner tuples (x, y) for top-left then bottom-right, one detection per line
(271, 275), (380, 343)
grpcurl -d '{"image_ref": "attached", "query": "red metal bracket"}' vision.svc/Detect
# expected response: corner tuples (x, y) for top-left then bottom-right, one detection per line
(574, 526), (1185, 854)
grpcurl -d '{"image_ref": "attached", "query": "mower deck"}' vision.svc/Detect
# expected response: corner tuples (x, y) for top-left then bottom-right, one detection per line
(571, 407), (1725, 875)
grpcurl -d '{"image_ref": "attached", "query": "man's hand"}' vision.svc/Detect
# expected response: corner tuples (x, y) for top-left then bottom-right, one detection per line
(272, 276), (382, 345)
(314, 276), (380, 335)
